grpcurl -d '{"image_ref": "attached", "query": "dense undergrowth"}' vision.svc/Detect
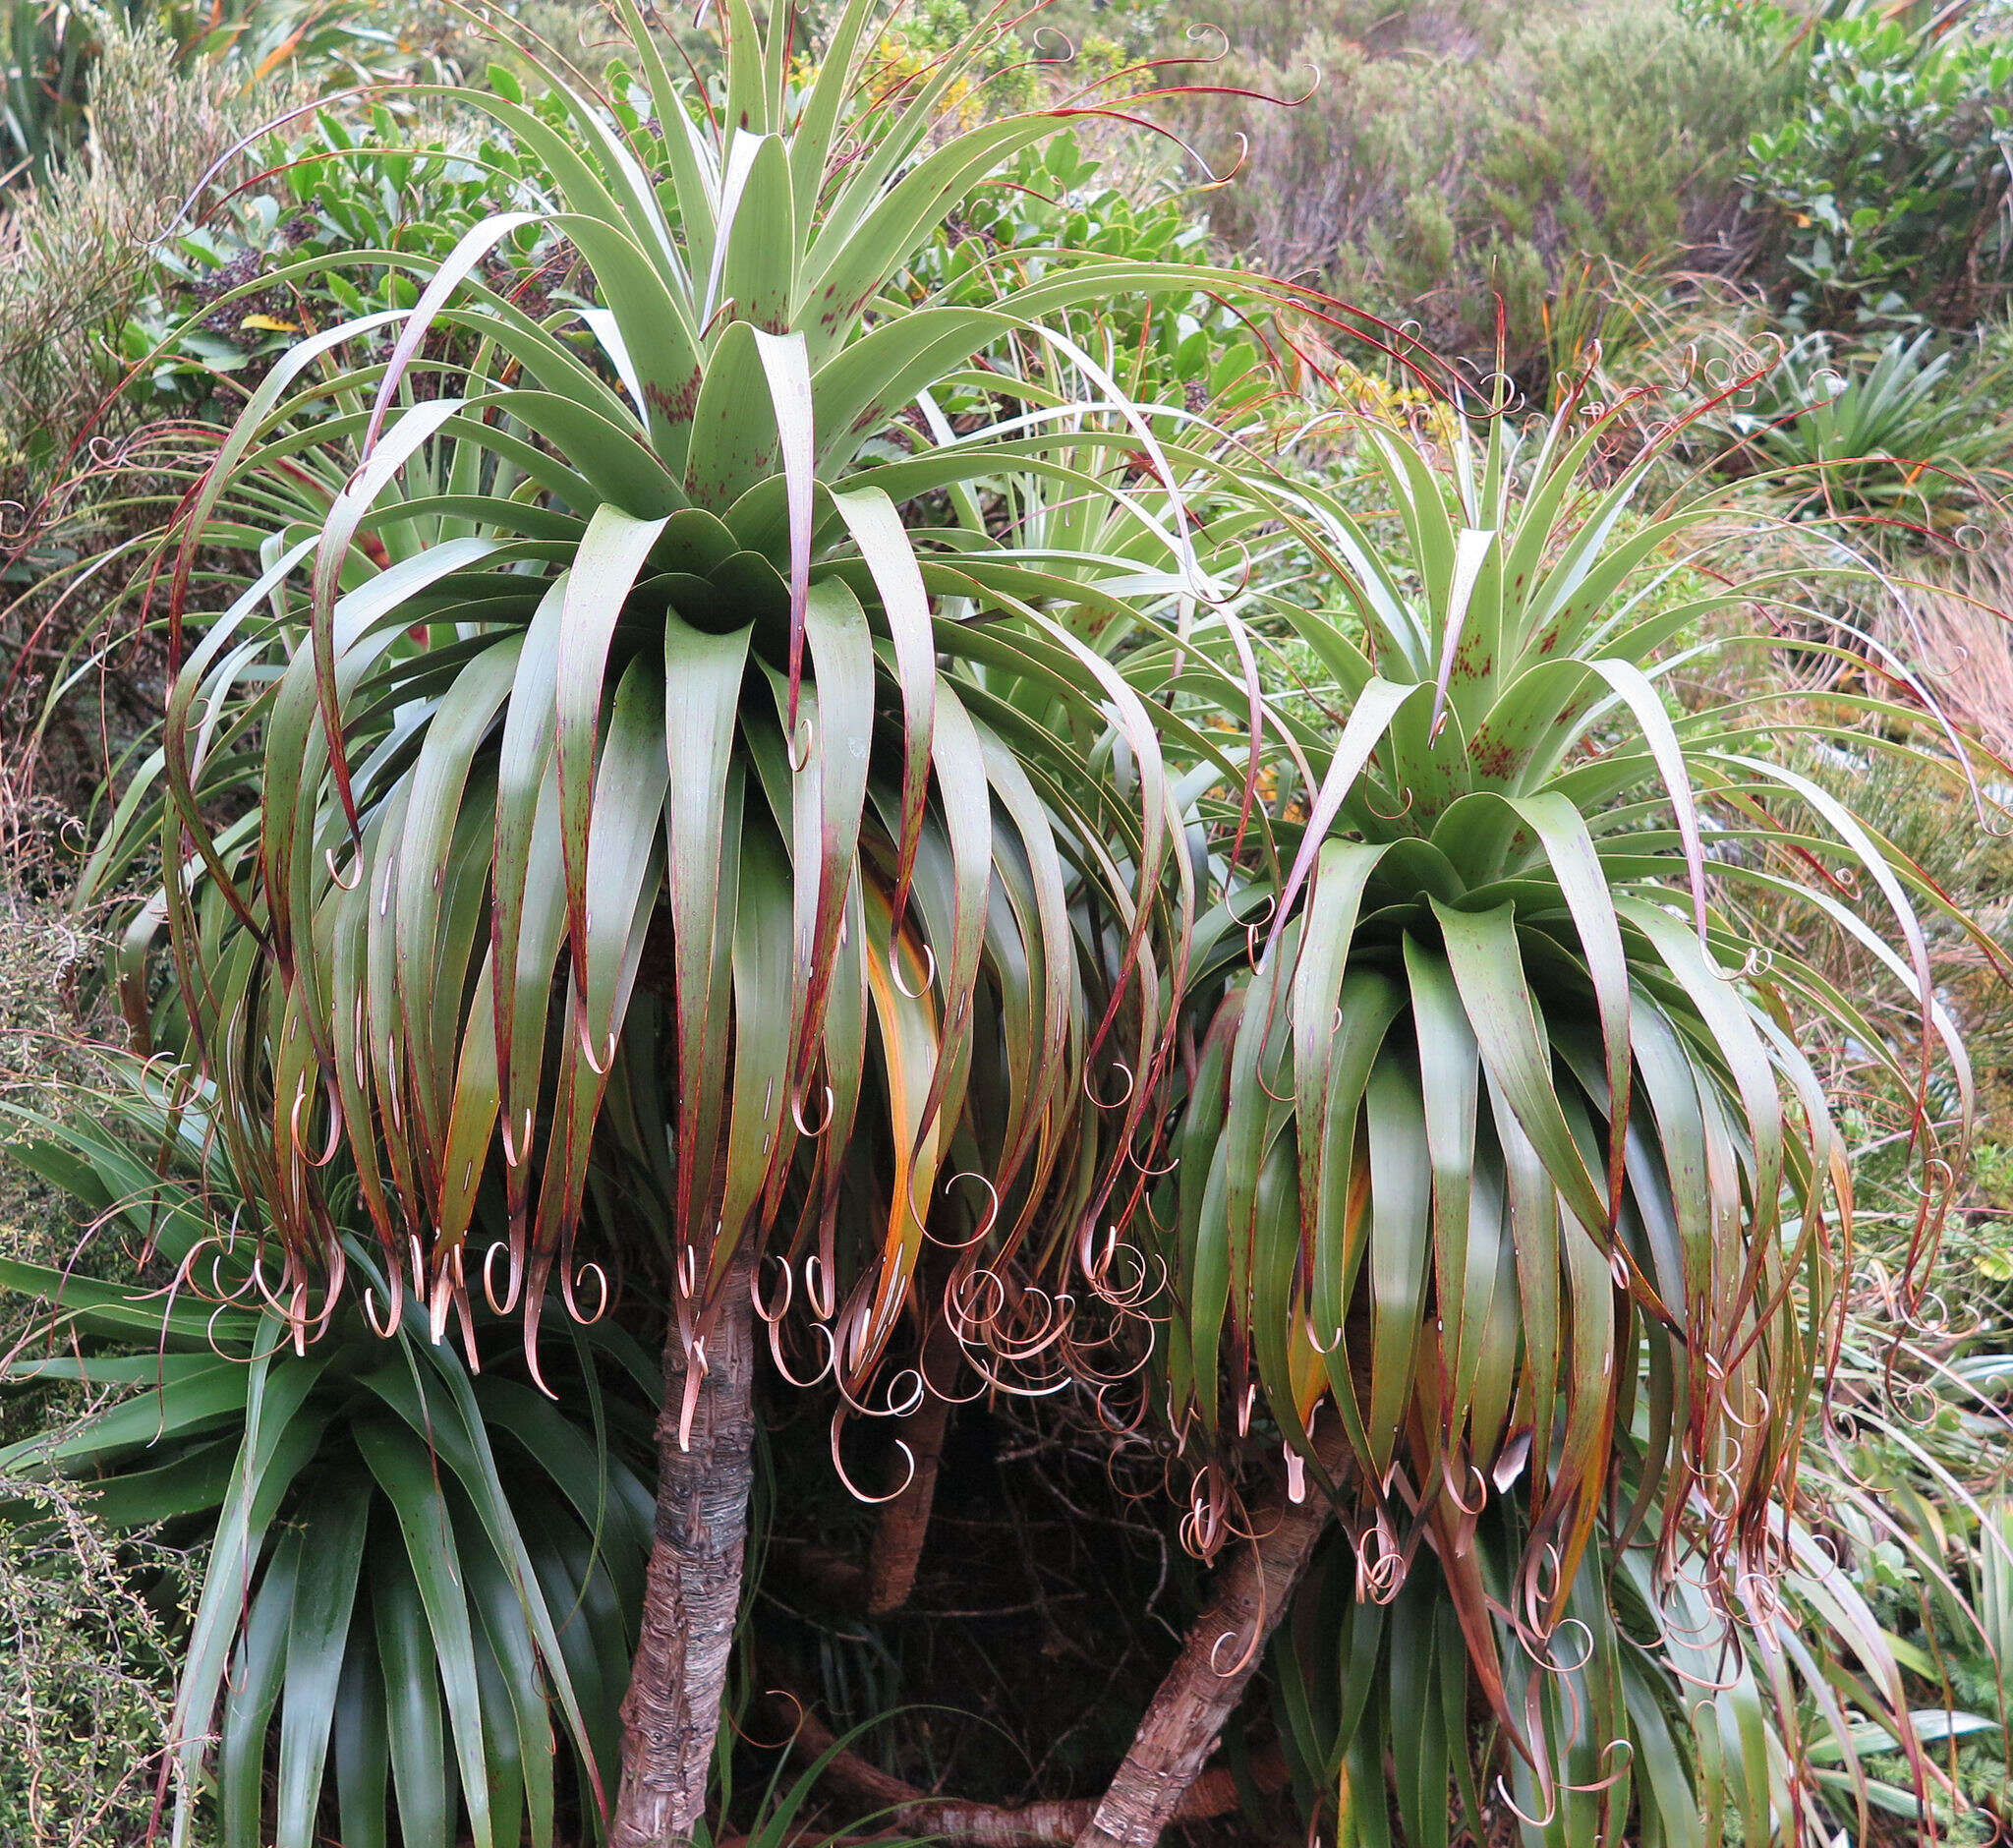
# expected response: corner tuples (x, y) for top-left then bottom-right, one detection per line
(1, 1), (2011, 1844)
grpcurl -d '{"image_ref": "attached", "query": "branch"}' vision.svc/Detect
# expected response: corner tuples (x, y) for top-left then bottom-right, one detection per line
(1073, 1422), (1353, 1846)
(865, 1294), (964, 1615)
(771, 1703), (1285, 1847)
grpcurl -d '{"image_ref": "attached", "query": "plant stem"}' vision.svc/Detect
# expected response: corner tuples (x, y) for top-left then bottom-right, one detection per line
(864, 1297), (963, 1616)
(1072, 1426), (1350, 1848)
(612, 1248), (760, 1847)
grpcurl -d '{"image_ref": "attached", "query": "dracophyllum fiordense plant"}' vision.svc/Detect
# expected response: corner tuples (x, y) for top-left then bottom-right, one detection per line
(1069, 391), (1985, 1848)
(0, 1065), (657, 1848)
(85, 1), (1352, 1838)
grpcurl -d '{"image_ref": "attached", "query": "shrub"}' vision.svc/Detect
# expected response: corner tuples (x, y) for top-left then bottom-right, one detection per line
(4, 33), (587, 818)
(0, 10), (282, 822)
(1165, 0), (1785, 380)
(65, 1), (1309, 1836)
(1703, 0), (2013, 330)
(905, 132), (1276, 421)
(0, 11), (259, 520)
(0, 779), (109, 1335)
(0, 0), (471, 202)
(0, 1476), (185, 1848)
(119, 101), (566, 418)
(1088, 385), (1992, 1848)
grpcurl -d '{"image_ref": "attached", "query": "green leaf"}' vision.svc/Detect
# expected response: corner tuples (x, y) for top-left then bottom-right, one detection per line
(275, 1472), (372, 1848)
(661, 612), (753, 1247)
(356, 1416), (491, 1848)
(220, 1528), (300, 1848)
(372, 1546), (452, 1848)
(332, 1648), (390, 1848)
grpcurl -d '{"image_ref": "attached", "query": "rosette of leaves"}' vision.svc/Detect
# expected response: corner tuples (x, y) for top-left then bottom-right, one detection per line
(81, 0), (1327, 1832)
(1074, 394), (1983, 1844)
(0, 1064), (657, 1848)
(1718, 328), (2012, 535)
(88, 0), (1325, 1408)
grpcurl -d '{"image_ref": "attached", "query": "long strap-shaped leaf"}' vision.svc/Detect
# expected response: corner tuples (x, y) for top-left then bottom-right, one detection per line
(536, 656), (673, 1268)
(1433, 897), (1609, 1244)
(170, 1328), (330, 1847)
(1262, 679), (1427, 971)
(661, 613), (753, 1252)
(355, 1415), (495, 1848)
(831, 485), (936, 929)
(273, 1472), (371, 1848)
(556, 504), (670, 1042)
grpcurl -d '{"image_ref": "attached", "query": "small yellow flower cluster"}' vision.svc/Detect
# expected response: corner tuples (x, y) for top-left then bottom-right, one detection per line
(1329, 358), (1461, 450)
(857, 33), (986, 130)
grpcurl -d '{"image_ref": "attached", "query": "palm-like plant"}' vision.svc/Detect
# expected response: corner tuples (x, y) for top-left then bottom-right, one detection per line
(58, 3), (1983, 1838)
(1, 1063), (658, 1848)
(1066, 396), (1982, 1846)
(1722, 328), (2013, 533)
(86, 2), (1311, 1838)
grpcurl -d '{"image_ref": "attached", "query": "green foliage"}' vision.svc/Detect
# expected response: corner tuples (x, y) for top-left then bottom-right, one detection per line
(701, 1703), (940, 1848)
(1715, 328), (2013, 535)
(1170, 0), (1784, 378)
(1791, 1303), (2013, 1845)
(1016, 0), (1168, 63)
(1118, 401), (1984, 1841)
(871, 0), (1173, 114)
(11, 5), (2013, 1844)
(1704, 0), (2013, 329)
(0, 8), (282, 816)
(87, 0), (1298, 1450)
(0, 9), (259, 513)
(0, 1474), (185, 1848)
(0, 1065), (659, 1848)
(1263, 1523), (1866, 1848)
(0, 849), (113, 1380)
(1164, 0), (1543, 68)
(1724, 735), (2013, 1323)
(120, 100), (566, 414)
(908, 133), (1272, 415)
(0, 0), (458, 200)
(0, 850), (178, 1848)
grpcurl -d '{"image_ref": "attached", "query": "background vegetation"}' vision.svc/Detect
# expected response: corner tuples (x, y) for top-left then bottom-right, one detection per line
(3, 0), (2012, 1843)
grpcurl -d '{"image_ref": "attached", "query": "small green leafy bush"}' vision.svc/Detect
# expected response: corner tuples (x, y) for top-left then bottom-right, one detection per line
(1703, 0), (2013, 329)
(906, 133), (1273, 419)
(121, 101), (566, 416)
(1, 0), (468, 201)
(0, 1476), (186, 1848)
(0, 10), (261, 516)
